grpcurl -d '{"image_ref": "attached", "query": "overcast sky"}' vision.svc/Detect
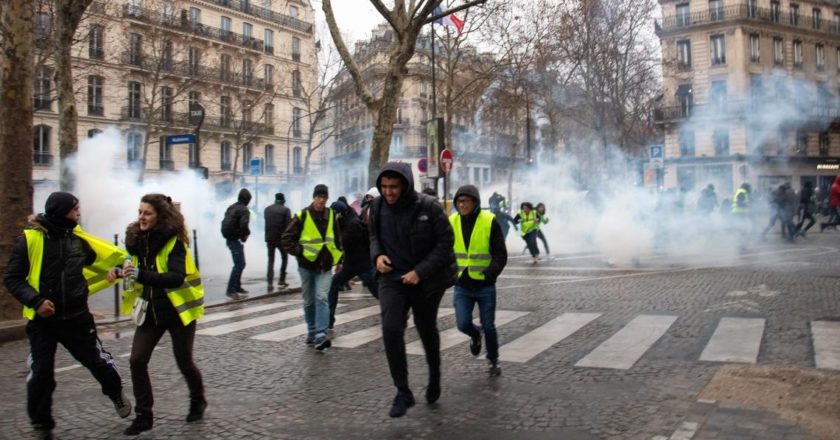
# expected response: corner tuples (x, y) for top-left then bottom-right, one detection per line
(310, 1), (387, 46)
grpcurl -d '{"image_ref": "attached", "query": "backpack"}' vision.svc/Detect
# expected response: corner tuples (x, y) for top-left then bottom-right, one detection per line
(221, 205), (238, 239)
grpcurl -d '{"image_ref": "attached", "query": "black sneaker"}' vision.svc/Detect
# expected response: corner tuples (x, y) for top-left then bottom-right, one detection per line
(469, 329), (482, 356)
(388, 390), (415, 417)
(488, 359), (502, 377)
(314, 337), (331, 351)
(235, 288), (249, 295)
(186, 400), (207, 422)
(33, 428), (54, 440)
(110, 391), (132, 418)
(278, 280), (289, 288)
(425, 379), (441, 404)
(225, 292), (240, 300)
(305, 335), (316, 345)
(123, 417), (153, 436)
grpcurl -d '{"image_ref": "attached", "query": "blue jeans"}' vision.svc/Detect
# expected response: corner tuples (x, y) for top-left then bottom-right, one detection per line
(226, 239), (246, 294)
(453, 284), (499, 361)
(299, 268), (332, 340)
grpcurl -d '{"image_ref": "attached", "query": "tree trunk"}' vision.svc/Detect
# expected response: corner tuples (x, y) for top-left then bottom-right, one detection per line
(0, 0), (36, 321)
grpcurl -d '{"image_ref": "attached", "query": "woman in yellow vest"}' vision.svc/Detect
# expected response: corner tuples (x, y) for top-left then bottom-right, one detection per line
(108, 193), (206, 436)
(514, 202), (541, 263)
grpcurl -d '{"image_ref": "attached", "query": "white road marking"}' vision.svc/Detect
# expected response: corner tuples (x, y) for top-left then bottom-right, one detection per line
(811, 321), (840, 370)
(250, 305), (381, 342)
(197, 305), (343, 336)
(575, 315), (678, 369)
(501, 313), (601, 363)
(332, 309), (456, 348)
(405, 310), (529, 355)
(699, 317), (764, 363)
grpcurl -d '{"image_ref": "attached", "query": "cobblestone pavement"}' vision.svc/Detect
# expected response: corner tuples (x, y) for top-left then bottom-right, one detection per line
(2, 234), (839, 439)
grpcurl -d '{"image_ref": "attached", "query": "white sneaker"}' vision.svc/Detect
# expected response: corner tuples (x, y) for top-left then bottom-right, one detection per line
(110, 391), (132, 418)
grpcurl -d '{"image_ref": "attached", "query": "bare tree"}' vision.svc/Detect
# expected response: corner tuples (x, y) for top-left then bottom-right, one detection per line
(217, 87), (279, 182)
(299, 47), (342, 185)
(322, 0), (487, 186)
(0, 0), (36, 320)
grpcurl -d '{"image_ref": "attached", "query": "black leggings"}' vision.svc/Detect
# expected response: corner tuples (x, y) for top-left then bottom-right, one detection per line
(129, 320), (204, 420)
(522, 231), (539, 257)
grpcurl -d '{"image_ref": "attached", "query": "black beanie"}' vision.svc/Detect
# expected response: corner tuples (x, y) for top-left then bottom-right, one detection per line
(313, 184), (329, 198)
(275, 192), (285, 204)
(330, 201), (348, 214)
(45, 192), (79, 221)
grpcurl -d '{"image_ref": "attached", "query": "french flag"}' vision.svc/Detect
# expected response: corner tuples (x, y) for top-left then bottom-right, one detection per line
(433, 6), (465, 35)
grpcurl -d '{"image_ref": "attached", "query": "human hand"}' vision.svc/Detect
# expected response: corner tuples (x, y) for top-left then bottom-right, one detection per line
(335, 264), (343, 274)
(107, 268), (120, 283)
(376, 255), (393, 273)
(401, 270), (420, 285)
(36, 299), (55, 318)
(122, 264), (135, 279)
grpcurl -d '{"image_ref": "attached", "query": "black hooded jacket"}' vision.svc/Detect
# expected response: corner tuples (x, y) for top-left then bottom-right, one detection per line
(336, 207), (371, 273)
(451, 185), (508, 290)
(222, 189), (252, 241)
(369, 162), (457, 292)
(4, 214), (96, 320)
(126, 225), (187, 327)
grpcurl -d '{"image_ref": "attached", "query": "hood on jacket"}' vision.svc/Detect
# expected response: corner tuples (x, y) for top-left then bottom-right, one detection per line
(238, 188), (252, 204)
(454, 185), (481, 214)
(376, 162), (415, 205)
(365, 187), (380, 198)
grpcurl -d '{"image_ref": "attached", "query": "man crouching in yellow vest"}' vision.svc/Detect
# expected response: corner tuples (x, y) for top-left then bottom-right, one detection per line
(449, 185), (508, 376)
(3, 192), (132, 439)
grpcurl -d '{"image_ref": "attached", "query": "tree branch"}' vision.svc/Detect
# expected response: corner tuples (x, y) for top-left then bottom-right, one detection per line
(424, 0), (489, 24)
(323, 0), (379, 112)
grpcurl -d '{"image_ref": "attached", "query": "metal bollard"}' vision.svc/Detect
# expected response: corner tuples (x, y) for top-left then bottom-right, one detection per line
(193, 229), (200, 270)
(113, 233), (121, 336)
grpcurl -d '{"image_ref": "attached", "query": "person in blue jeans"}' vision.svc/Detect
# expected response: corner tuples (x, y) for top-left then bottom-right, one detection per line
(221, 189), (252, 299)
(449, 185), (508, 376)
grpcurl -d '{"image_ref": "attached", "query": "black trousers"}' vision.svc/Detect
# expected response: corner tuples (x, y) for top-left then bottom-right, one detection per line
(536, 230), (550, 254)
(378, 278), (444, 391)
(329, 266), (378, 328)
(522, 231), (540, 257)
(266, 240), (289, 283)
(129, 320), (204, 420)
(26, 313), (123, 430)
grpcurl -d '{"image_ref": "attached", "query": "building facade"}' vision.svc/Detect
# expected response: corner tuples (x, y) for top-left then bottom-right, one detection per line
(32, 0), (320, 190)
(655, 0), (840, 197)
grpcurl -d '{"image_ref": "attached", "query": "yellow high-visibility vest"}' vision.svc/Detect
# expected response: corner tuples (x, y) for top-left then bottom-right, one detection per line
(296, 209), (343, 265)
(121, 236), (204, 326)
(519, 210), (538, 237)
(732, 188), (750, 214)
(22, 226), (127, 320)
(450, 210), (494, 280)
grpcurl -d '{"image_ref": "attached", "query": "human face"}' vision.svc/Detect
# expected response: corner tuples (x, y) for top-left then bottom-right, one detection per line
(312, 195), (328, 211)
(456, 196), (476, 216)
(138, 202), (158, 231)
(380, 176), (403, 205)
(65, 203), (80, 222)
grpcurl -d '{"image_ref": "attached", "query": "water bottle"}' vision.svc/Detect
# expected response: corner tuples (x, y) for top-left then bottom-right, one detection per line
(123, 255), (135, 291)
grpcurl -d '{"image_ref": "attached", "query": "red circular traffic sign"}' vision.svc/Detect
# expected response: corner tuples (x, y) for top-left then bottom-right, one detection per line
(440, 149), (454, 174)
(417, 158), (428, 173)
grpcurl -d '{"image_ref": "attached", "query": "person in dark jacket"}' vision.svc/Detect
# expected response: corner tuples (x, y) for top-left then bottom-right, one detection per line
(4, 192), (131, 439)
(795, 182), (816, 237)
(109, 193), (206, 436)
(281, 184), (343, 351)
(369, 162), (457, 418)
(264, 192), (291, 288)
(450, 185), (507, 376)
(327, 201), (378, 329)
(222, 188), (251, 298)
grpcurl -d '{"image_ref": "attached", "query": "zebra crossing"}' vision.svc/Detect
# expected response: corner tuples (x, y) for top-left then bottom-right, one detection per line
(194, 301), (840, 371)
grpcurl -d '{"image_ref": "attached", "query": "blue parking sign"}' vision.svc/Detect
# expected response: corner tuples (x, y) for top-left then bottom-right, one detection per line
(650, 145), (663, 159)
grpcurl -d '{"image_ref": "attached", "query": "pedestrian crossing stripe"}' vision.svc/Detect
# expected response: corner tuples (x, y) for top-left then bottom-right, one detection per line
(189, 302), (840, 372)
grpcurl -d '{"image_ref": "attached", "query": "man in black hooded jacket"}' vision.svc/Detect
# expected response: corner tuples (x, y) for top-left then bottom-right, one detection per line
(369, 162), (457, 418)
(4, 192), (131, 438)
(222, 188), (252, 298)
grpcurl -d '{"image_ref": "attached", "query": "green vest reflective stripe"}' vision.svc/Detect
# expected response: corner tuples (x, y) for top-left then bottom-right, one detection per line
(732, 188), (750, 214)
(22, 227), (127, 320)
(296, 209), (343, 265)
(121, 236), (205, 326)
(519, 210), (538, 236)
(450, 210), (494, 280)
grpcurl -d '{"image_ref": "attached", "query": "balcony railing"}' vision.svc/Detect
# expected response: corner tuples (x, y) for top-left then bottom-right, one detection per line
(207, 0), (314, 34)
(655, 99), (840, 124)
(658, 4), (840, 36)
(34, 153), (53, 166)
(123, 5), (264, 52)
(89, 48), (105, 60)
(34, 98), (52, 111)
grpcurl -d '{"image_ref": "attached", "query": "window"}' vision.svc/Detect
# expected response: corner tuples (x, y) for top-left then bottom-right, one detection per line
(790, 4), (800, 26)
(770, 1), (780, 23)
(162, 0), (174, 23)
(679, 130), (695, 157)
(293, 147), (302, 174)
(127, 132), (142, 165)
(747, 0), (757, 18)
(776, 129), (788, 154)
(796, 130), (808, 155)
(220, 96), (232, 127)
(33, 125), (51, 166)
(129, 33), (142, 66)
(816, 44), (825, 71)
(710, 80), (727, 111)
(676, 39), (691, 69)
(750, 75), (763, 108)
(128, 81), (142, 119)
(709, 0), (723, 21)
(264, 103), (274, 131)
(242, 100), (253, 124)
(220, 16), (231, 39)
(391, 134), (405, 155)
(676, 3), (690, 27)
(819, 132), (830, 155)
(749, 34), (760, 63)
(264, 29), (274, 54)
(264, 64), (274, 90)
(188, 91), (200, 110)
(242, 143), (253, 172)
(290, 5), (299, 18)
(35, 13), (51, 41)
(87, 76), (103, 116)
(835, 12), (840, 32)
(242, 59), (253, 86)
(773, 37), (784, 65)
(243, 22), (252, 40)
(188, 47), (200, 75)
(127, 0), (140, 17)
(714, 129), (730, 156)
(221, 141), (232, 170)
(89, 25), (104, 60)
(34, 67), (51, 110)
(793, 40), (803, 67)
(161, 40), (173, 71)
(292, 107), (302, 137)
(160, 86), (173, 122)
(710, 34), (725, 65)
(292, 37), (301, 61)
(189, 7), (201, 25)
(292, 70), (301, 97)
(221, 54), (232, 81)
(265, 144), (275, 169)
(813, 8), (822, 30)
(159, 136), (173, 169)
(837, 48), (840, 71)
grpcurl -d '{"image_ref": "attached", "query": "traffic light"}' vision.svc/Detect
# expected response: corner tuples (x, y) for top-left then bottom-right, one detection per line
(526, 156), (534, 165)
